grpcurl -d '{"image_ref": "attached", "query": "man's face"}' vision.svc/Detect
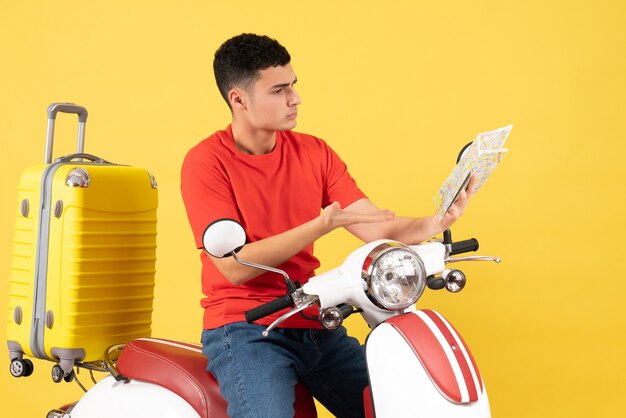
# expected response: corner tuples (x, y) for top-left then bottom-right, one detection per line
(239, 63), (301, 132)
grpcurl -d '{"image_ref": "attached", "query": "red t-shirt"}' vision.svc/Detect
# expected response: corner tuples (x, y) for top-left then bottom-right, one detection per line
(181, 126), (366, 329)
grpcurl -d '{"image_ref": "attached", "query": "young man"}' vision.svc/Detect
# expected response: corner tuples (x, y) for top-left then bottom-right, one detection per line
(181, 34), (474, 418)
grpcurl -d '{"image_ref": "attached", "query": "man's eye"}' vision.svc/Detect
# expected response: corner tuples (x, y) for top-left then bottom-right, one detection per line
(274, 89), (283, 94)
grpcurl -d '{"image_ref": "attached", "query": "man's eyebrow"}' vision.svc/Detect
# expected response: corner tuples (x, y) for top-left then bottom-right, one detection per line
(270, 78), (298, 89)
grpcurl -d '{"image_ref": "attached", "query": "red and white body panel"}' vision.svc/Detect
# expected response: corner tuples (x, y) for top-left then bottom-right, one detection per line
(70, 376), (200, 418)
(365, 310), (490, 418)
(68, 338), (315, 418)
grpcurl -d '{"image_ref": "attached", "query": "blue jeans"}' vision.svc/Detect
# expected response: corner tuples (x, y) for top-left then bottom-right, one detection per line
(201, 322), (368, 418)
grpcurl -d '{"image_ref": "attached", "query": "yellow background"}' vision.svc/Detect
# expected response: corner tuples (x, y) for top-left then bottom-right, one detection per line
(1, 1), (625, 416)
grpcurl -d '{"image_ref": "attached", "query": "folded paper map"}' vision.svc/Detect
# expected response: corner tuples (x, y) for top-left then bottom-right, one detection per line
(434, 124), (513, 219)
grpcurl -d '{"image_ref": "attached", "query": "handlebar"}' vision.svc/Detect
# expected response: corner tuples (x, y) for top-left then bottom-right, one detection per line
(244, 295), (293, 323)
(450, 238), (479, 255)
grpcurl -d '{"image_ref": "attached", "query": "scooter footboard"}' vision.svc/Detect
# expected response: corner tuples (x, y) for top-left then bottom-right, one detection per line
(365, 309), (490, 418)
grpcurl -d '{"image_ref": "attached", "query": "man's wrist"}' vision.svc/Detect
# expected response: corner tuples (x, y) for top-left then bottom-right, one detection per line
(310, 214), (332, 238)
(428, 214), (446, 237)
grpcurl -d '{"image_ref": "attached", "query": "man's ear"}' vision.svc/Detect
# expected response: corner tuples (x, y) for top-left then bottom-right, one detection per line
(228, 88), (247, 110)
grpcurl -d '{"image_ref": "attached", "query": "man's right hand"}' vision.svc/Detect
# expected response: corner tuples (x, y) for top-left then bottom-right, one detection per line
(320, 201), (395, 232)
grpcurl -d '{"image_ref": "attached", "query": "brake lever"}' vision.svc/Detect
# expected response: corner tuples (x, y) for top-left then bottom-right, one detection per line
(446, 255), (501, 263)
(262, 295), (319, 337)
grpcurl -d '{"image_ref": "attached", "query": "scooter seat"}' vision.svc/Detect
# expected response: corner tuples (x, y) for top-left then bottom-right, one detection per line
(116, 338), (317, 418)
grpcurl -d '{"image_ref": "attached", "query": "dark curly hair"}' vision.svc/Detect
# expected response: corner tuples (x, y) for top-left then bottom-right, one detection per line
(213, 34), (291, 108)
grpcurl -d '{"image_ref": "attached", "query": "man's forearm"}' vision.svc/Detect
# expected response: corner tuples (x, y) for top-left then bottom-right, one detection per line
(378, 216), (444, 244)
(345, 199), (445, 244)
(349, 215), (443, 245)
(210, 216), (329, 285)
(209, 201), (395, 285)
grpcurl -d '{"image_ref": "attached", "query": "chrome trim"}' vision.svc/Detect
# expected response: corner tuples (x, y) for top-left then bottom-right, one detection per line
(65, 167), (90, 188)
(46, 409), (69, 418)
(446, 255), (501, 263)
(362, 243), (427, 311)
(73, 371), (88, 393)
(320, 306), (343, 330)
(290, 287), (310, 307)
(233, 252), (291, 283)
(89, 369), (98, 384)
(74, 360), (107, 373)
(103, 344), (127, 381)
(262, 295), (318, 337)
(443, 269), (466, 293)
(148, 172), (158, 189)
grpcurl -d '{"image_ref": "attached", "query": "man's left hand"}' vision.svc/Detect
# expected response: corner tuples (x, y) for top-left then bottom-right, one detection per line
(439, 175), (477, 230)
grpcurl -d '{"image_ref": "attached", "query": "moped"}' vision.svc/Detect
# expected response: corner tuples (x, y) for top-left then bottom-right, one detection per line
(44, 216), (499, 418)
(42, 135), (502, 418)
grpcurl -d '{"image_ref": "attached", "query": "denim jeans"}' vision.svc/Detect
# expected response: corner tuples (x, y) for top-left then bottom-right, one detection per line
(201, 322), (368, 418)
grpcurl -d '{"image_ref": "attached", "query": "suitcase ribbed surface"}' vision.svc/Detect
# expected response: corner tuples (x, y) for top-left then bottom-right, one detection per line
(7, 163), (157, 363)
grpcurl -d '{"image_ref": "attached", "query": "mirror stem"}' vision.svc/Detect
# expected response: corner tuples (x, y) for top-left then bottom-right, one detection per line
(231, 252), (295, 290)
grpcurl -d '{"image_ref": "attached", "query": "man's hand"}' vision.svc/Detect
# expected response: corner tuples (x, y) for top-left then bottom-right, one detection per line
(320, 201), (395, 233)
(439, 174), (477, 231)
(341, 176), (476, 245)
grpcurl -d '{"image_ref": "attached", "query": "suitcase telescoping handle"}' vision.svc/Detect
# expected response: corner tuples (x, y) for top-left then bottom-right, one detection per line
(45, 103), (89, 164)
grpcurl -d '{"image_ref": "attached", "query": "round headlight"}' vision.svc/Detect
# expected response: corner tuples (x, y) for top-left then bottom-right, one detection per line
(363, 243), (426, 311)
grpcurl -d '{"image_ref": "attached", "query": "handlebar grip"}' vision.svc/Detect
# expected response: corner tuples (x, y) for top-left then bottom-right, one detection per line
(450, 238), (479, 255)
(244, 295), (293, 323)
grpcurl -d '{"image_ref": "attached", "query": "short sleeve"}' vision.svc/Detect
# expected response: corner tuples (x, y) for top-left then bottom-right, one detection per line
(181, 143), (241, 248)
(321, 141), (367, 208)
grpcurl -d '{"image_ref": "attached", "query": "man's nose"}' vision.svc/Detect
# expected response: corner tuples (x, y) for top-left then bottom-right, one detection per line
(288, 89), (302, 106)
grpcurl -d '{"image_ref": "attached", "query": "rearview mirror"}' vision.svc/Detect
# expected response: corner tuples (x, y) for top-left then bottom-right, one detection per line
(456, 141), (474, 163)
(202, 219), (246, 258)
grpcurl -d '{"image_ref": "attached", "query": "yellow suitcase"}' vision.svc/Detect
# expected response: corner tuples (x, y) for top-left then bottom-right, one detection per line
(7, 103), (158, 382)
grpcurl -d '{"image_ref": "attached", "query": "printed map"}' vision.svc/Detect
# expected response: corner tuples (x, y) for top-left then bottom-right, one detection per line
(434, 125), (513, 219)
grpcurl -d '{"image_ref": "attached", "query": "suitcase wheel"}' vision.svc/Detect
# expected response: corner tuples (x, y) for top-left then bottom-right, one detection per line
(9, 358), (33, 378)
(63, 369), (75, 383)
(51, 364), (64, 383)
(51, 364), (75, 383)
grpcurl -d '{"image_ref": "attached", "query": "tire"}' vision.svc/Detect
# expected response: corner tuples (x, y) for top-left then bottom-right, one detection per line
(63, 369), (75, 383)
(22, 359), (34, 377)
(51, 364), (64, 383)
(9, 359), (26, 378)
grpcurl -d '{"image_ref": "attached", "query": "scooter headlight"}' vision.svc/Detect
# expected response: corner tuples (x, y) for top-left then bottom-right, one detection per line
(363, 243), (426, 311)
